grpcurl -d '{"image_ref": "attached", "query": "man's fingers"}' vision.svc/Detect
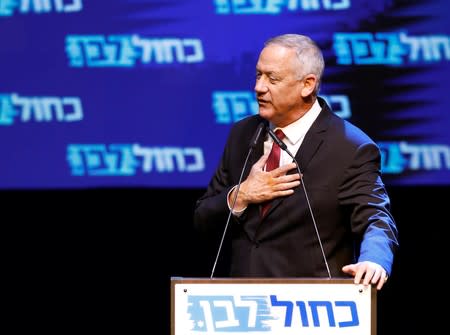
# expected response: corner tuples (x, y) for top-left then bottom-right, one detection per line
(271, 162), (298, 176)
(275, 172), (301, 182)
(272, 180), (301, 192)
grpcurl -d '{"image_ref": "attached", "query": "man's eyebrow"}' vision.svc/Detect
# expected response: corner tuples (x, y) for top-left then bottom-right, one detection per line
(256, 69), (277, 75)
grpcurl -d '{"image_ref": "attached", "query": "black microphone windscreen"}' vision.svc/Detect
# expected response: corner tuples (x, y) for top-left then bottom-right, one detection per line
(249, 121), (267, 149)
(267, 127), (287, 151)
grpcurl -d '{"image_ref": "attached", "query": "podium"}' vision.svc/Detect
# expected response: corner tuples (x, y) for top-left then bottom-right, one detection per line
(171, 277), (376, 335)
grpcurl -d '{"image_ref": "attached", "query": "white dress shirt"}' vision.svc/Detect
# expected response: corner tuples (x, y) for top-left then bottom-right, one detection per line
(265, 98), (322, 167)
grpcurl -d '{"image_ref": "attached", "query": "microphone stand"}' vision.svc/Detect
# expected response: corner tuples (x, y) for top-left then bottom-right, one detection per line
(210, 122), (266, 278)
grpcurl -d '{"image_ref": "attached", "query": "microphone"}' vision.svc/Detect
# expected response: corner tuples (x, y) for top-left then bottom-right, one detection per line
(250, 120), (267, 148)
(210, 121), (267, 278)
(267, 127), (332, 279)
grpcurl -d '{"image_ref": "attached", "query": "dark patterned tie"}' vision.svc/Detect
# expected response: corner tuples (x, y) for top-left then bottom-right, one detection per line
(261, 129), (285, 217)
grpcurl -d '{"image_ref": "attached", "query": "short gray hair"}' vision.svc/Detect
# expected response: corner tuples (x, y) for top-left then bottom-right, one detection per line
(264, 34), (324, 94)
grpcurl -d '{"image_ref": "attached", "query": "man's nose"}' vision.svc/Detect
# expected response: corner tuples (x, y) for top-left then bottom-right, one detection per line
(255, 79), (268, 93)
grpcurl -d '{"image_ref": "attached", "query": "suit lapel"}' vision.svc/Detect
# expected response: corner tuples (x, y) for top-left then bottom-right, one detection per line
(297, 98), (332, 172)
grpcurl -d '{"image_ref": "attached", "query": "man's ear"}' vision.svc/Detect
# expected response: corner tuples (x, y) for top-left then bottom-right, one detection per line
(300, 74), (317, 97)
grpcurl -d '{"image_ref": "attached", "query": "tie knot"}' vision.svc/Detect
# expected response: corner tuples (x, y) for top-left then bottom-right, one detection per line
(274, 129), (285, 140)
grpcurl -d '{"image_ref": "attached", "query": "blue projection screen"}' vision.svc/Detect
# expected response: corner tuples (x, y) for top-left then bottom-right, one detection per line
(1, 0), (449, 189)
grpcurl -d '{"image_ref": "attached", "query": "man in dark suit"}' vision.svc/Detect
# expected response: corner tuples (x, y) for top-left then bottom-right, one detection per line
(194, 34), (398, 290)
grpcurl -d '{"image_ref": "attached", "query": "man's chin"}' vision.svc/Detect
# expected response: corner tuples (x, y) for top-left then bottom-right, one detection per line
(258, 108), (273, 120)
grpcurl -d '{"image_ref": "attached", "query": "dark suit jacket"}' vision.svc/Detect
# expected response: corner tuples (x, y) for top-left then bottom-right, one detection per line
(194, 97), (398, 278)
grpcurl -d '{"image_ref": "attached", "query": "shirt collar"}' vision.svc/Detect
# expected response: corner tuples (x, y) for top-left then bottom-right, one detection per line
(274, 99), (322, 145)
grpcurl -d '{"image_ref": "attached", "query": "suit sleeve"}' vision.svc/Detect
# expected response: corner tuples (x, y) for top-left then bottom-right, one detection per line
(338, 142), (399, 275)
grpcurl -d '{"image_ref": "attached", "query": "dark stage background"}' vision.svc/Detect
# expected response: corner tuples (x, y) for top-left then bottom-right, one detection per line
(5, 185), (448, 334)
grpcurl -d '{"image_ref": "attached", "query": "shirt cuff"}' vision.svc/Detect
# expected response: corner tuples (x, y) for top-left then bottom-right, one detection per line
(227, 185), (247, 217)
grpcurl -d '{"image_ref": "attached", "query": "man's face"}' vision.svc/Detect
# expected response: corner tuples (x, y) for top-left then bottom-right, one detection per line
(255, 44), (304, 127)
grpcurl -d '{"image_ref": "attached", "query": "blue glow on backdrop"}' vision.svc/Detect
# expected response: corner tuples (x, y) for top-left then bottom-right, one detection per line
(1, 0), (449, 188)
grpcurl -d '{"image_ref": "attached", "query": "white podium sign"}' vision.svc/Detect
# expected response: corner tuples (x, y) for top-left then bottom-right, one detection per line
(171, 278), (376, 335)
